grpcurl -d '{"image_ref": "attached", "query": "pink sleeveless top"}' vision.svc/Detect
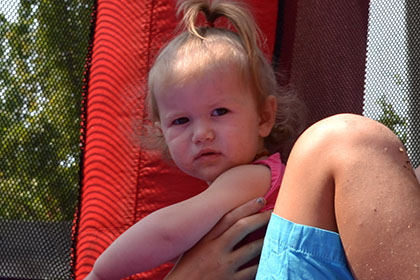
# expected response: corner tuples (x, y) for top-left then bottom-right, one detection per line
(254, 153), (285, 212)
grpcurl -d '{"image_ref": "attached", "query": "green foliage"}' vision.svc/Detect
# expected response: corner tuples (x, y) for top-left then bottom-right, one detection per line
(0, 1), (94, 221)
(376, 95), (408, 144)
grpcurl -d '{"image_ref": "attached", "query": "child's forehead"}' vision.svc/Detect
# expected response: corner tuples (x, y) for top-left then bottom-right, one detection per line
(166, 60), (246, 89)
(157, 77), (255, 117)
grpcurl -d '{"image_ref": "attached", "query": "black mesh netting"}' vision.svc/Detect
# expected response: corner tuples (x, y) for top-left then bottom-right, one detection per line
(0, 1), (94, 279)
(363, 1), (420, 168)
(1, 0), (420, 279)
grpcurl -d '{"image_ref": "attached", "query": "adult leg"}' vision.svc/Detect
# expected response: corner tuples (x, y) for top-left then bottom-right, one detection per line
(274, 113), (420, 279)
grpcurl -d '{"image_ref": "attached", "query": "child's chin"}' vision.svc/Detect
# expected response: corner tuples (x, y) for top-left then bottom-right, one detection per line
(201, 170), (228, 184)
(189, 164), (233, 183)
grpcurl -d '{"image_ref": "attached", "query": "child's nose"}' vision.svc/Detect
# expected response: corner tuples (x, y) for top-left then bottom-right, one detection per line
(192, 123), (215, 143)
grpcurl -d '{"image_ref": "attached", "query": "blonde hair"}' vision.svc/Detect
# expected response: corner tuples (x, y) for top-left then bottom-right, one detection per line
(144, 0), (304, 160)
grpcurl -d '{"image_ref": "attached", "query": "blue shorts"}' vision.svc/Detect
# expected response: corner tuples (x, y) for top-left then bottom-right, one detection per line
(256, 213), (354, 279)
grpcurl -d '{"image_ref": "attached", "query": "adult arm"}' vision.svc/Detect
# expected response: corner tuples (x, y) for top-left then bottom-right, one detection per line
(165, 197), (272, 280)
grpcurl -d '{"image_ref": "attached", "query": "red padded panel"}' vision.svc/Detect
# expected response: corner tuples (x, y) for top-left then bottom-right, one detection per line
(75, 1), (279, 279)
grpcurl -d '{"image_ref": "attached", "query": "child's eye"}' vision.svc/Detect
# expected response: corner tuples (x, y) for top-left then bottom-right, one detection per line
(172, 117), (189, 125)
(212, 108), (229, 116)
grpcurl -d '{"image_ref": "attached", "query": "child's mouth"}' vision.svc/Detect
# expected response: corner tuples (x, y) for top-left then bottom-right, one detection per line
(195, 151), (221, 161)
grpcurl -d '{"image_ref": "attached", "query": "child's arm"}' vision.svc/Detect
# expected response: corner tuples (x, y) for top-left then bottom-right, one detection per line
(86, 164), (271, 280)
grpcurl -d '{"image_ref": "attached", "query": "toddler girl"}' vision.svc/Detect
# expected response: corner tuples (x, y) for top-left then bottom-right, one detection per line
(86, 0), (303, 278)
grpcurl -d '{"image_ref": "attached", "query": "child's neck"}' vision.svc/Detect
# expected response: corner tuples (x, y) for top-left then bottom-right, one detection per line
(254, 150), (269, 161)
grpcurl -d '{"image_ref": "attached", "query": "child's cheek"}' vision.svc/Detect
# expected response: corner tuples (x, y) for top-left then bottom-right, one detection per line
(166, 133), (186, 155)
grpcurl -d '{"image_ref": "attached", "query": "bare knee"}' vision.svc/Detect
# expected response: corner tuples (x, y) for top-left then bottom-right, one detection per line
(274, 114), (396, 232)
(295, 113), (406, 170)
(281, 113), (412, 232)
(296, 113), (415, 200)
(303, 113), (401, 149)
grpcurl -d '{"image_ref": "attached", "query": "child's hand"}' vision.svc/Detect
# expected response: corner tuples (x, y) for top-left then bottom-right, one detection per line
(165, 197), (271, 280)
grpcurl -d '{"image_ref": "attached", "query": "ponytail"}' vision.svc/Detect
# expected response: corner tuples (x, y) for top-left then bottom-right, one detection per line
(176, 0), (264, 102)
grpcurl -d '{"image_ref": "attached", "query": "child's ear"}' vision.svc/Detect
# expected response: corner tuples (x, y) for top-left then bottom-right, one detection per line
(258, 95), (277, 138)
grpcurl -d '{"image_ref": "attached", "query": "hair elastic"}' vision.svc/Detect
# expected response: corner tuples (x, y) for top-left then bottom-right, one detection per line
(203, 20), (215, 28)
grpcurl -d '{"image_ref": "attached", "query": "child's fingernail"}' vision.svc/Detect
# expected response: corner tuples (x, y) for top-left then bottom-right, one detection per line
(256, 197), (266, 205)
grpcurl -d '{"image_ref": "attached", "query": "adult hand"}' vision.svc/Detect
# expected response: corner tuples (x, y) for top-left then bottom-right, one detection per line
(164, 197), (271, 280)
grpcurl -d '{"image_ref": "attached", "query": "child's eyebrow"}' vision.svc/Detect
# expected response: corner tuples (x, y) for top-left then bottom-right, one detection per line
(208, 96), (242, 106)
(162, 111), (185, 120)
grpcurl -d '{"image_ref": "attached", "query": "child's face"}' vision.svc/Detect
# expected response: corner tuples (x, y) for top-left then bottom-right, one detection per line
(155, 67), (270, 183)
